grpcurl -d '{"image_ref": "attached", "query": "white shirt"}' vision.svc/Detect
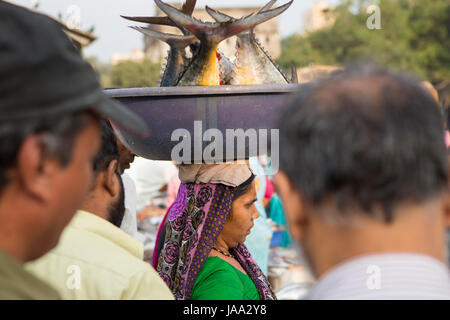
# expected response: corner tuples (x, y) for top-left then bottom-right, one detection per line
(120, 173), (144, 243)
(125, 158), (177, 212)
(27, 211), (174, 300)
(308, 253), (450, 300)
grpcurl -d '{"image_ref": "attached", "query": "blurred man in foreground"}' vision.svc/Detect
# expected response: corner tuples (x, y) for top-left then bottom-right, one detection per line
(275, 66), (450, 299)
(0, 2), (147, 299)
(26, 121), (173, 299)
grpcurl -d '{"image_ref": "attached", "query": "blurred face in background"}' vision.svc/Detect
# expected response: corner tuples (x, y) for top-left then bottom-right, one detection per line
(107, 172), (125, 228)
(116, 137), (135, 174)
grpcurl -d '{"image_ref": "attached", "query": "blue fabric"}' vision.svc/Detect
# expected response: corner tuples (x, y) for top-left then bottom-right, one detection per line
(244, 157), (273, 275)
(268, 194), (292, 248)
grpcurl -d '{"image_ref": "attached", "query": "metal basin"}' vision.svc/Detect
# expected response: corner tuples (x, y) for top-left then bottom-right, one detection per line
(105, 84), (300, 161)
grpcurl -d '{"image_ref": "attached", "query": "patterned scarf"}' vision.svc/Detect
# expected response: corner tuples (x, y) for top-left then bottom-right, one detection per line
(154, 182), (276, 300)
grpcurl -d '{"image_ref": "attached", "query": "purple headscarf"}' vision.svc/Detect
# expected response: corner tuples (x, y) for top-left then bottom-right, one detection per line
(153, 182), (276, 300)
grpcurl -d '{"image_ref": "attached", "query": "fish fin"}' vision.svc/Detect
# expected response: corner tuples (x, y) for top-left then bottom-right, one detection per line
(290, 62), (299, 84)
(121, 15), (174, 26)
(130, 27), (197, 49)
(254, 37), (290, 83)
(121, 1), (196, 28)
(155, 0), (293, 44)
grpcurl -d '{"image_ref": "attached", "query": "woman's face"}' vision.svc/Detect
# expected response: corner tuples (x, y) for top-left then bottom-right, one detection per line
(221, 181), (260, 248)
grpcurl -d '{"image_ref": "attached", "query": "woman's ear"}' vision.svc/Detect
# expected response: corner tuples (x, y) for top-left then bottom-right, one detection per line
(103, 159), (119, 197)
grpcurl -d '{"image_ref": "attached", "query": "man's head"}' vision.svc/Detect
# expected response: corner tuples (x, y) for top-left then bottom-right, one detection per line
(83, 120), (126, 228)
(275, 65), (450, 277)
(0, 111), (101, 262)
(0, 2), (147, 263)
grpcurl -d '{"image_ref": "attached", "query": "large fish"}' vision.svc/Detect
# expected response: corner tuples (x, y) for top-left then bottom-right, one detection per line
(155, 0), (294, 86)
(123, 0), (232, 86)
(216, 51), (234, 85)
(206, 0), (293, 85)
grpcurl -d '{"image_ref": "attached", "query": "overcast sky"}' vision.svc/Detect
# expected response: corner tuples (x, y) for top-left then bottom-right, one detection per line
(10, 0), (340, 63)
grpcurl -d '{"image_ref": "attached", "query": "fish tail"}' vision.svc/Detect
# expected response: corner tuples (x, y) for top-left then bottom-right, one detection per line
(206, 0), (279, 23)
(129, 27), (197, 49)
(121, 0), (197, 33)
(258, 0), (278, 14)
(181, 0), (197, 16)
(156, 0), (293, 45)
(205, 6), (233, 23)
(121, 15), (174, 26)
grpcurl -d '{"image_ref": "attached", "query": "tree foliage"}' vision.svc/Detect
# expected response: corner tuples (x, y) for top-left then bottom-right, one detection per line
(109, 59), (161, 88)
(277, 0), (450, 83)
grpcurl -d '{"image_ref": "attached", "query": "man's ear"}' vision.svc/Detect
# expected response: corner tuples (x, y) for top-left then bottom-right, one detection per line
(442, 190), (450, 228)
(273, 171), (308, 242)
(103, 160), (119, 197)
(444, 156), (450, 227)
(15, 134), (59, 202)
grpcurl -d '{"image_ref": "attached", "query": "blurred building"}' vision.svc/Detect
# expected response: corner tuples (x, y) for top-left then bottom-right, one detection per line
(144, 3), (282, 63)
(303, 1), (335, 33)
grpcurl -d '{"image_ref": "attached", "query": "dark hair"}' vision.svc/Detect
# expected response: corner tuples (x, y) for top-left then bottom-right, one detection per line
(0, 111), (93, 191)
(228, 173), (256, 221)
(107, 173), (125, 228)
(278, 65), (447, 223)
(233, 174), (256, 201)
(92, 120), (120, 176)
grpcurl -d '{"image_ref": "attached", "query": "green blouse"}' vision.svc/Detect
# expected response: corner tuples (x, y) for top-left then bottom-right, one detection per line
(191, 256), (261, 300)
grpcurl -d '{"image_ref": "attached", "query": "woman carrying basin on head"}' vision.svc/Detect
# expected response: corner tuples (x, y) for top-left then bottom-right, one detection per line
(153, 163), (276, 300)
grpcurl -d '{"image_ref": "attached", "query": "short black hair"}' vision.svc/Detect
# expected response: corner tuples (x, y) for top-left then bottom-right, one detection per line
(0, 111), (93, 191)
(278, 65), (447, 223)
(92, 120), (120, 176)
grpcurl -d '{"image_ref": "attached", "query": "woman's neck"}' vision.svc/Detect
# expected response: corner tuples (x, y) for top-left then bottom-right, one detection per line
(214, 235), (231, 254)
